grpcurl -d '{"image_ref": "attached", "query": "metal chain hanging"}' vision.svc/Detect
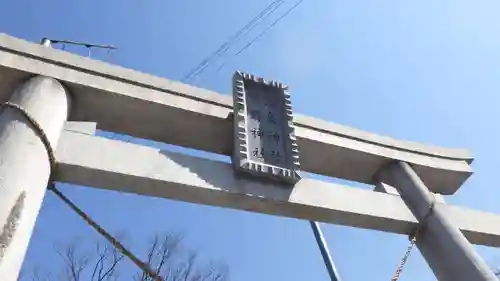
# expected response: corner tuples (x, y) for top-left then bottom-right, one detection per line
(390, 196), (436, 281)
(1, 102), (164, 281)
(391, 234), (417, 281)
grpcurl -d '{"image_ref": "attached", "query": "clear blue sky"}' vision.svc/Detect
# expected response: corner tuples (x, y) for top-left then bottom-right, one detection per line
(2, 0), (500, 280)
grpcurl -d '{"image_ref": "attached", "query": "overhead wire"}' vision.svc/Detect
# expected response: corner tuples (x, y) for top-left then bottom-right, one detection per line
(235, 0), (305, 57)
(182, 0), (285, 83)
(182, 0), (284, 82)
(214, 0), (305, 74)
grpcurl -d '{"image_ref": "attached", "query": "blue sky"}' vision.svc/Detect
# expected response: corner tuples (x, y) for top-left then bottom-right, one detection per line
(2, 0), (500, 280)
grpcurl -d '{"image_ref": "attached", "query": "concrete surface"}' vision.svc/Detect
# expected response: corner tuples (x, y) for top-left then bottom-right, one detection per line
(376, 162), (497, 281)
(231, 71), (301, 185)
(0, 33), (473, 194)
(63, 121), (96, 135)
(374, 182), (446, 203)
(0, 76), (70, 281)
(54, 132), (500, 247)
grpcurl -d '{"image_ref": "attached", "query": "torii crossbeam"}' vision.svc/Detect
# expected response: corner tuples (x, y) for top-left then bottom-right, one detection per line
(0, 34), (498, 281)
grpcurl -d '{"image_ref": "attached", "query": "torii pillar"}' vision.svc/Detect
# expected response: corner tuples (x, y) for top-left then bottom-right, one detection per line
(0, 76), (71, 281)
(377, 161), (497, 281)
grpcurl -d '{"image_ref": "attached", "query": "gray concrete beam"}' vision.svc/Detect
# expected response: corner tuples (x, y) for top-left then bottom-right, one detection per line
(0, 33), (473, 194)
(54, 132), (500, 247)
(63, 121), (96, 135)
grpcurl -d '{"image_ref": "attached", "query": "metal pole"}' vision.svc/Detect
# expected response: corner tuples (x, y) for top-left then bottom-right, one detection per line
(310, 221), (342, 281)
(39, 37), (116, 59)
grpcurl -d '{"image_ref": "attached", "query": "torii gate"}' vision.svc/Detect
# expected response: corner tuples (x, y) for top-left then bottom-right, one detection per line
(0, 33), (499, 281)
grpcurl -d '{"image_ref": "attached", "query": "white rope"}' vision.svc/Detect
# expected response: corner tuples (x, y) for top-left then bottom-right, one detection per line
(1, 102), (164, 281)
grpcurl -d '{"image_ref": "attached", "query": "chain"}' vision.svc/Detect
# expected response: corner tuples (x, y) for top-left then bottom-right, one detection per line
(390, 194), (436, 281)
(391, 234), (417, 281)
(1, 101), (163, 281)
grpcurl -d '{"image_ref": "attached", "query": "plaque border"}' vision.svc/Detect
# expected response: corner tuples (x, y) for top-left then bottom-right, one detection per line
(232, 71), (301, 185)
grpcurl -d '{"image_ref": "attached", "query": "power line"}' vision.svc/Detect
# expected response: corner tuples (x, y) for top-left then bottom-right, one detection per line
(182, 0), (285, 83)
(182, 0), (283, 83)
(235, 0), (305, 57)
(214, 0), (305, 73)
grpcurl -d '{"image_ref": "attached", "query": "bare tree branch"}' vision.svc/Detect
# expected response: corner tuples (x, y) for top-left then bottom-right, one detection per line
(183, 252), (197, 281)
(97, 243), (124, 281)
(155, 233), (183, 278)
(136, 234), (159, 281)
(55, 242), (89, 281)
(91, 243), (107, 281)
(136, 233), (184, 281)
(30, 267), (53, 281)
(87, 240), (125, 281)
(22, 232), (228, 281)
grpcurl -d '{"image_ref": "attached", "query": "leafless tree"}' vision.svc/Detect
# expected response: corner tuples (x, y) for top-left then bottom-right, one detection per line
(135, 233), (228, 281)
(22, 233), (229, 281)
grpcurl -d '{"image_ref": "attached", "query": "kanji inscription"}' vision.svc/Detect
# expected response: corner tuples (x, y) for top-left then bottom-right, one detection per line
(232, 71), (301, 185)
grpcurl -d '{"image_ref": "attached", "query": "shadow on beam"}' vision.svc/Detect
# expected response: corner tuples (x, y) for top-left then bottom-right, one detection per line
(54, 132), (500, 248)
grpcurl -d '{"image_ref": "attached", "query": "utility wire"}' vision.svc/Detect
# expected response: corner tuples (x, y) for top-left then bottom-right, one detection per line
(214, 0), (305, 73)
(235, 0), (305, 57)
(182, 0), (285, 83)
(183, 0), (283, 82)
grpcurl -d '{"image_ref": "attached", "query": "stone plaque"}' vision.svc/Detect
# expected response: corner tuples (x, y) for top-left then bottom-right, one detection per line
(232, 71), (301, 185)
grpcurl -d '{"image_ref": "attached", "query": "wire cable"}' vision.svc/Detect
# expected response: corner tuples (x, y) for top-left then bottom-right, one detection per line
(182, 0), (285, 83)
(183, 0), (283, 82)
(214, 0), (305, 73)
(235, 0), (305, 57)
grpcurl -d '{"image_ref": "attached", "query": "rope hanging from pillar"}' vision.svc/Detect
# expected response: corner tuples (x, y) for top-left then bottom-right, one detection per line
(390, 195), (436, 281)
(47, 183), (164, 281)
(1, 102), (164, 281)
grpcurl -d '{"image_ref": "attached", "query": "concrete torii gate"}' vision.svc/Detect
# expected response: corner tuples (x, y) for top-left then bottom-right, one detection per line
(0, 34), (499, 281)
